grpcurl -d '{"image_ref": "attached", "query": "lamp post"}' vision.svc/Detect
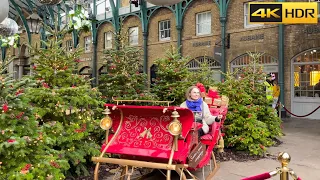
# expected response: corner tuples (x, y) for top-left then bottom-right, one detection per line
(26, 9), (42, 34)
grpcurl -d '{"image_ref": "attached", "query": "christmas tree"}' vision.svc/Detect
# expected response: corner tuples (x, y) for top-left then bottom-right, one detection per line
(0, 55), (68, 179)
(151, 46), (193, 105)
(217, 52), (282, 155)
(99, 27), (156, 104)
(26, 24), (104, 177)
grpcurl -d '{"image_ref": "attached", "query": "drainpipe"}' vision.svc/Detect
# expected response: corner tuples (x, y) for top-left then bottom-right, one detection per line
(92, 0), (98, 86)
(143, 32), (148, 74)
(175, 3), (182, 54)
(219, 0), (227, 81)
(278, 0), (285, 118)
(141, 0), (148, 74)
(177, 25), (182, 53)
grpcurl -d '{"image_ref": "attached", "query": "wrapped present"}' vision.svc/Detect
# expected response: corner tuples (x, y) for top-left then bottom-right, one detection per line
(208, 86), (220, 99)
(221, 95), (229, 107)
(212, 98), (222, 107)
(204, 97), (213, 105)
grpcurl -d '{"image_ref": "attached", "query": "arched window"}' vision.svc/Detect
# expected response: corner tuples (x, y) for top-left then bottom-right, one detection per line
(292, 48), (320, 98)
(186, 56), (221, 81)
(79, 66), (92, 80)
(98, 66), (107, 75)
(186, 56), (221, 71)
(230, 53), (278, 79)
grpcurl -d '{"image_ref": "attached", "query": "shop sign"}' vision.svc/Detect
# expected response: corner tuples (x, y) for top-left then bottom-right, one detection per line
(240, 34), (264, 41)
(83, 58), (92, 61)
(304, 26), (320, 34)
(192, 41), (211, 47)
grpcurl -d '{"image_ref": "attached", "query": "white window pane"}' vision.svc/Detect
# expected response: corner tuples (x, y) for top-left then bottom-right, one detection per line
(161, 31), (165, 38)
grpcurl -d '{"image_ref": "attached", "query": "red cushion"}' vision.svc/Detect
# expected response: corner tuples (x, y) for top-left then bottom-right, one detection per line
(192, 122), (203, 130)
(200, 134), (213, 145)
(201, 134), (212, 141)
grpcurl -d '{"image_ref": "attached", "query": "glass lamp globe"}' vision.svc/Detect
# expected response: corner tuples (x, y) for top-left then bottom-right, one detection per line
(0, 0), (9, 23)
(146, 0), (183, 6)
(0, 18), (19, 37)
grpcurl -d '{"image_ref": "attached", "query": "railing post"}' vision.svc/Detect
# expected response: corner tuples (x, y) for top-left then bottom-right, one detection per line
(278, 152), (291, 180)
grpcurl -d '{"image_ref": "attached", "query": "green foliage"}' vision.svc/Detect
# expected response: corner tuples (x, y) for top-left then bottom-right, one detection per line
(217, 52), (282, 155)
(26, 25), (104, 177)
(1, 34), (20, 48)
(0, 57), (68, 179)
(151, 46), (193, 105)
(99, 27), (157, 104)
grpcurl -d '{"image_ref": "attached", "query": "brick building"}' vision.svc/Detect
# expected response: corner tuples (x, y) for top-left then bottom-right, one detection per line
(3, 0), (320, 119)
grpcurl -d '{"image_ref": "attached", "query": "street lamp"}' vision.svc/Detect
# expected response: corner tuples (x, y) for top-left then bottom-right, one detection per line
(26, 9), (42, 34)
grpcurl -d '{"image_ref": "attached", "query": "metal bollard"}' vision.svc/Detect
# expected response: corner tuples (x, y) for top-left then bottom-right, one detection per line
(278, 152), (291, 180)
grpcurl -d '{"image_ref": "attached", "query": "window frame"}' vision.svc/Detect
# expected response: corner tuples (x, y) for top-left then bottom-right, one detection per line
(243, 1), (264, 29)
(66, 40), (73, 52)
(84, 36), (91, 53)
(104, 31), (113, 49)
(129, 27), (139, 45)
(196, 11), (212, 36)
(159, 20), (171, 41)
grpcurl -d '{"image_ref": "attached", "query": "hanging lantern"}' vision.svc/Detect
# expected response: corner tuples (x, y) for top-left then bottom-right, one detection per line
(145, 0), (183, 6)
(0, 0), (9, 23)
(0, 18), (18, 37)
(38, 0), (62, 5)
(26, 9), (42, 34)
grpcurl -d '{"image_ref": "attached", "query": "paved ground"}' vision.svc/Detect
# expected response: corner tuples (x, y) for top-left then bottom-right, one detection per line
(103, 118), (320, 180)
(147, 118), (320, 180)
(210, 118), (320, 180)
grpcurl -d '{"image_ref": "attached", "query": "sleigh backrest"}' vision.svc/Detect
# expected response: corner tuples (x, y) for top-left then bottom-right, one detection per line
(103, 104), (194, 161)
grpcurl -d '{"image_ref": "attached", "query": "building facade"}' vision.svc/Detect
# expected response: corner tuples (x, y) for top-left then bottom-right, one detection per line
(2, 0), (320, 119)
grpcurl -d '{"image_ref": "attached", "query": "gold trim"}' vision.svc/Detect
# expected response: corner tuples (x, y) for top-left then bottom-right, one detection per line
(93, 109), (124, 180)
(205, 152), (220, 180)
(139, 128), (153, 139)
(112, 97), (175, 107)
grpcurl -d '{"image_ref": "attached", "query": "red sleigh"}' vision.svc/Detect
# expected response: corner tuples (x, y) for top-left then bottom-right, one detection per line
(92, 98), (228, 180)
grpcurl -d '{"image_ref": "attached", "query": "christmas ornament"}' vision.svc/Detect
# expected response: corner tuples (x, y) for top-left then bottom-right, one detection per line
(0, 18), (18, 37)
(2, 103), (8, 112)
(0, 0), (9, 23)
(38, 0), (62, 5)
